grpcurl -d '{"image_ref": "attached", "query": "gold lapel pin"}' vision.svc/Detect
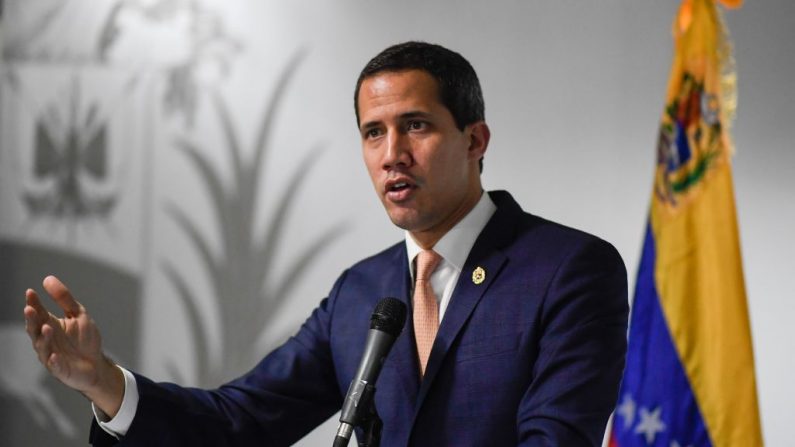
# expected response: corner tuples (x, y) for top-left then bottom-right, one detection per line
(472, 266), (486, 285)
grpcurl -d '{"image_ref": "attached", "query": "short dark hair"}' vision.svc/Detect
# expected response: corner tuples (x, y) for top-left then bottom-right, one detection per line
(354, 41), (485, 131)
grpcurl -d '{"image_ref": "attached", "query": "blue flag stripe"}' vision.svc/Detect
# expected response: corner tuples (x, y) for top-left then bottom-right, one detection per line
(613, 225), (711, 447)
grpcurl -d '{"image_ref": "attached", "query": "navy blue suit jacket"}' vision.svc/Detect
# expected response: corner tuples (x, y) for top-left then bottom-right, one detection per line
(90, 190), (628, 446)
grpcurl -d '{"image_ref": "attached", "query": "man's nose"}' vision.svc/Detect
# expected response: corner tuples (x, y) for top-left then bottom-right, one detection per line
(383, 129), (412, 169)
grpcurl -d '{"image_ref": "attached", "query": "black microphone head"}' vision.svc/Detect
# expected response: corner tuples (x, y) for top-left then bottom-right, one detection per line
(370, 297), (407, 336)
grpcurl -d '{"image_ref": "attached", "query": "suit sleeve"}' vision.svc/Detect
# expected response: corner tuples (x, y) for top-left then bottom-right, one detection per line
(516, 238), (629, 446)
(89, 271), (350, 446)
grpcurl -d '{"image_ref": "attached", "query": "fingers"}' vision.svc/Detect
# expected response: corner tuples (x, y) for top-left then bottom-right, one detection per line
(42, 275), (83, 318)
(23, 280), (77, 381)
(36, 323), (55, 364)
(24, 288), (49, 336)
(36, 325), (66, 377)
(24, 286), (62, 367)
(47, 352), (64, 376)
(24, 289), (50, 326)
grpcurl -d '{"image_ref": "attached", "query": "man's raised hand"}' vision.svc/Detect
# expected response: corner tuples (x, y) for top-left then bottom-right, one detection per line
(23, 275), (125, 417)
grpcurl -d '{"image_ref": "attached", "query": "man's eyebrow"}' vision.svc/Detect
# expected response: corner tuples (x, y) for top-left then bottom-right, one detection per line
(359, 111), (433, 132)
(359, 120), (381, 132)
(400, 111), (433, 120)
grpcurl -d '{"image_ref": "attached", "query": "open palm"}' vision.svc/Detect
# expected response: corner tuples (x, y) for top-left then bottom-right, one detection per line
(23, 275), (123, 416)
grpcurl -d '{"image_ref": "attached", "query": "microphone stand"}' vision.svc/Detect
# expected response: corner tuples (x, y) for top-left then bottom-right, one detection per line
(357, 395), (382, 447)
(333, 383), (382, 447)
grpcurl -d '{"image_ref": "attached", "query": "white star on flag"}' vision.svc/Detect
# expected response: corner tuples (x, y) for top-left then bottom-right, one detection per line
(634, 406), (666, 444)
(617, 394), (636, 429)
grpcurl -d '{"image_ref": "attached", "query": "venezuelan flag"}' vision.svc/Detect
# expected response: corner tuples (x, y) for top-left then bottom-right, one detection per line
(610, 0), (763, 446)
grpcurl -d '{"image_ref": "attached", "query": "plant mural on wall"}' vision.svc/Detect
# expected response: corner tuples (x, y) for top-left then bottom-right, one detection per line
(1, 1), (346, 444)
(96, 0), (242, 128)
(162, 51), (347, 385)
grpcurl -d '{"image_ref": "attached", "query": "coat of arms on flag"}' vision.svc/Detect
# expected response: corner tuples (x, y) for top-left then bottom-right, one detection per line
(610, 1), (763, 446)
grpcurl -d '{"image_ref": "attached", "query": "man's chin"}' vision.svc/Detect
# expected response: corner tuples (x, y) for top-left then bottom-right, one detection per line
(386, 211), (423, 232)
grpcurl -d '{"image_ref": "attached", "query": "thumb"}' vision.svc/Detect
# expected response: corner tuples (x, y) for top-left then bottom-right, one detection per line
(42, 275), (83, 318)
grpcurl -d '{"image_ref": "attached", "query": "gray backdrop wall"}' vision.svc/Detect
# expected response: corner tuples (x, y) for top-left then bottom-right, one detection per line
(0, 1), (792, 446)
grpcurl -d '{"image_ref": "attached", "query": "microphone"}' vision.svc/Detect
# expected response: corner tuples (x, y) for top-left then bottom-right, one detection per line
(334, 297), (407, 447)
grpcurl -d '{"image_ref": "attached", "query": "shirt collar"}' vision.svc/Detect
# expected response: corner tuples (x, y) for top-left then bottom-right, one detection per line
(405, 191), (497, 275)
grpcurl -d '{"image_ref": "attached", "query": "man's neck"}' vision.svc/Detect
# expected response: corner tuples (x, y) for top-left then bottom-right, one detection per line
(408, 189), (485, 249)
(404, 191), (497, 281)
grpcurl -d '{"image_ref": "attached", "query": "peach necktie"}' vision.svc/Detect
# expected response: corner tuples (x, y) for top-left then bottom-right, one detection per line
(413, 249), (443, 377)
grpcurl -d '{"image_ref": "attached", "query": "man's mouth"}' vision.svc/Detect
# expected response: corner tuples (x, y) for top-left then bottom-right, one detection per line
(389, 182), (410, 192)
(385, 178), (416, 201)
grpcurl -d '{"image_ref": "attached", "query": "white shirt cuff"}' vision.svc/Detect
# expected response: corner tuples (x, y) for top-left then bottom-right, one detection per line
(92, 366), (139, 438)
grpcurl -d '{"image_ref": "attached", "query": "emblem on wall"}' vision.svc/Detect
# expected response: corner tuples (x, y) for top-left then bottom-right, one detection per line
(24, 78), (116, 219)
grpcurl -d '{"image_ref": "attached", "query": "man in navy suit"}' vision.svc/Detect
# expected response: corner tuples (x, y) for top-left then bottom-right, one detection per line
(24, 42), (628, 446)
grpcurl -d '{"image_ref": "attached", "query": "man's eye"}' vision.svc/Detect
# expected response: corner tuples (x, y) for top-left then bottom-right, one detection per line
(365, 128), (382, 138)
(407, 121), (426, 131)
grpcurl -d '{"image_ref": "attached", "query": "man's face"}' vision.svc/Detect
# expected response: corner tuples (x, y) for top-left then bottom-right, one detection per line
(357, 69), (488, 247)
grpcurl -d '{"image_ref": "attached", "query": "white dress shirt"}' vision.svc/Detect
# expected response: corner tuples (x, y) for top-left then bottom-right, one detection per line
(95, 192), (497, 438)
(405, 192), (496, 320)
(93, 367), (138, 437)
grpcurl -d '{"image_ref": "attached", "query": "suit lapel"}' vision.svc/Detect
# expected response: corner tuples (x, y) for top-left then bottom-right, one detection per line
(412, 191), (520, 415)
(413, 248), (508, 412)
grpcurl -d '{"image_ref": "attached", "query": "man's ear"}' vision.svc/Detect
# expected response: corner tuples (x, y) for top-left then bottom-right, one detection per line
(467, 121), (490, 161)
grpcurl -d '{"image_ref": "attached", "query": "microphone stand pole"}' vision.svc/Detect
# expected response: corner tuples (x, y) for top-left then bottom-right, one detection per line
(333, 384), (382, 447)
(358, 396), (382, 447)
